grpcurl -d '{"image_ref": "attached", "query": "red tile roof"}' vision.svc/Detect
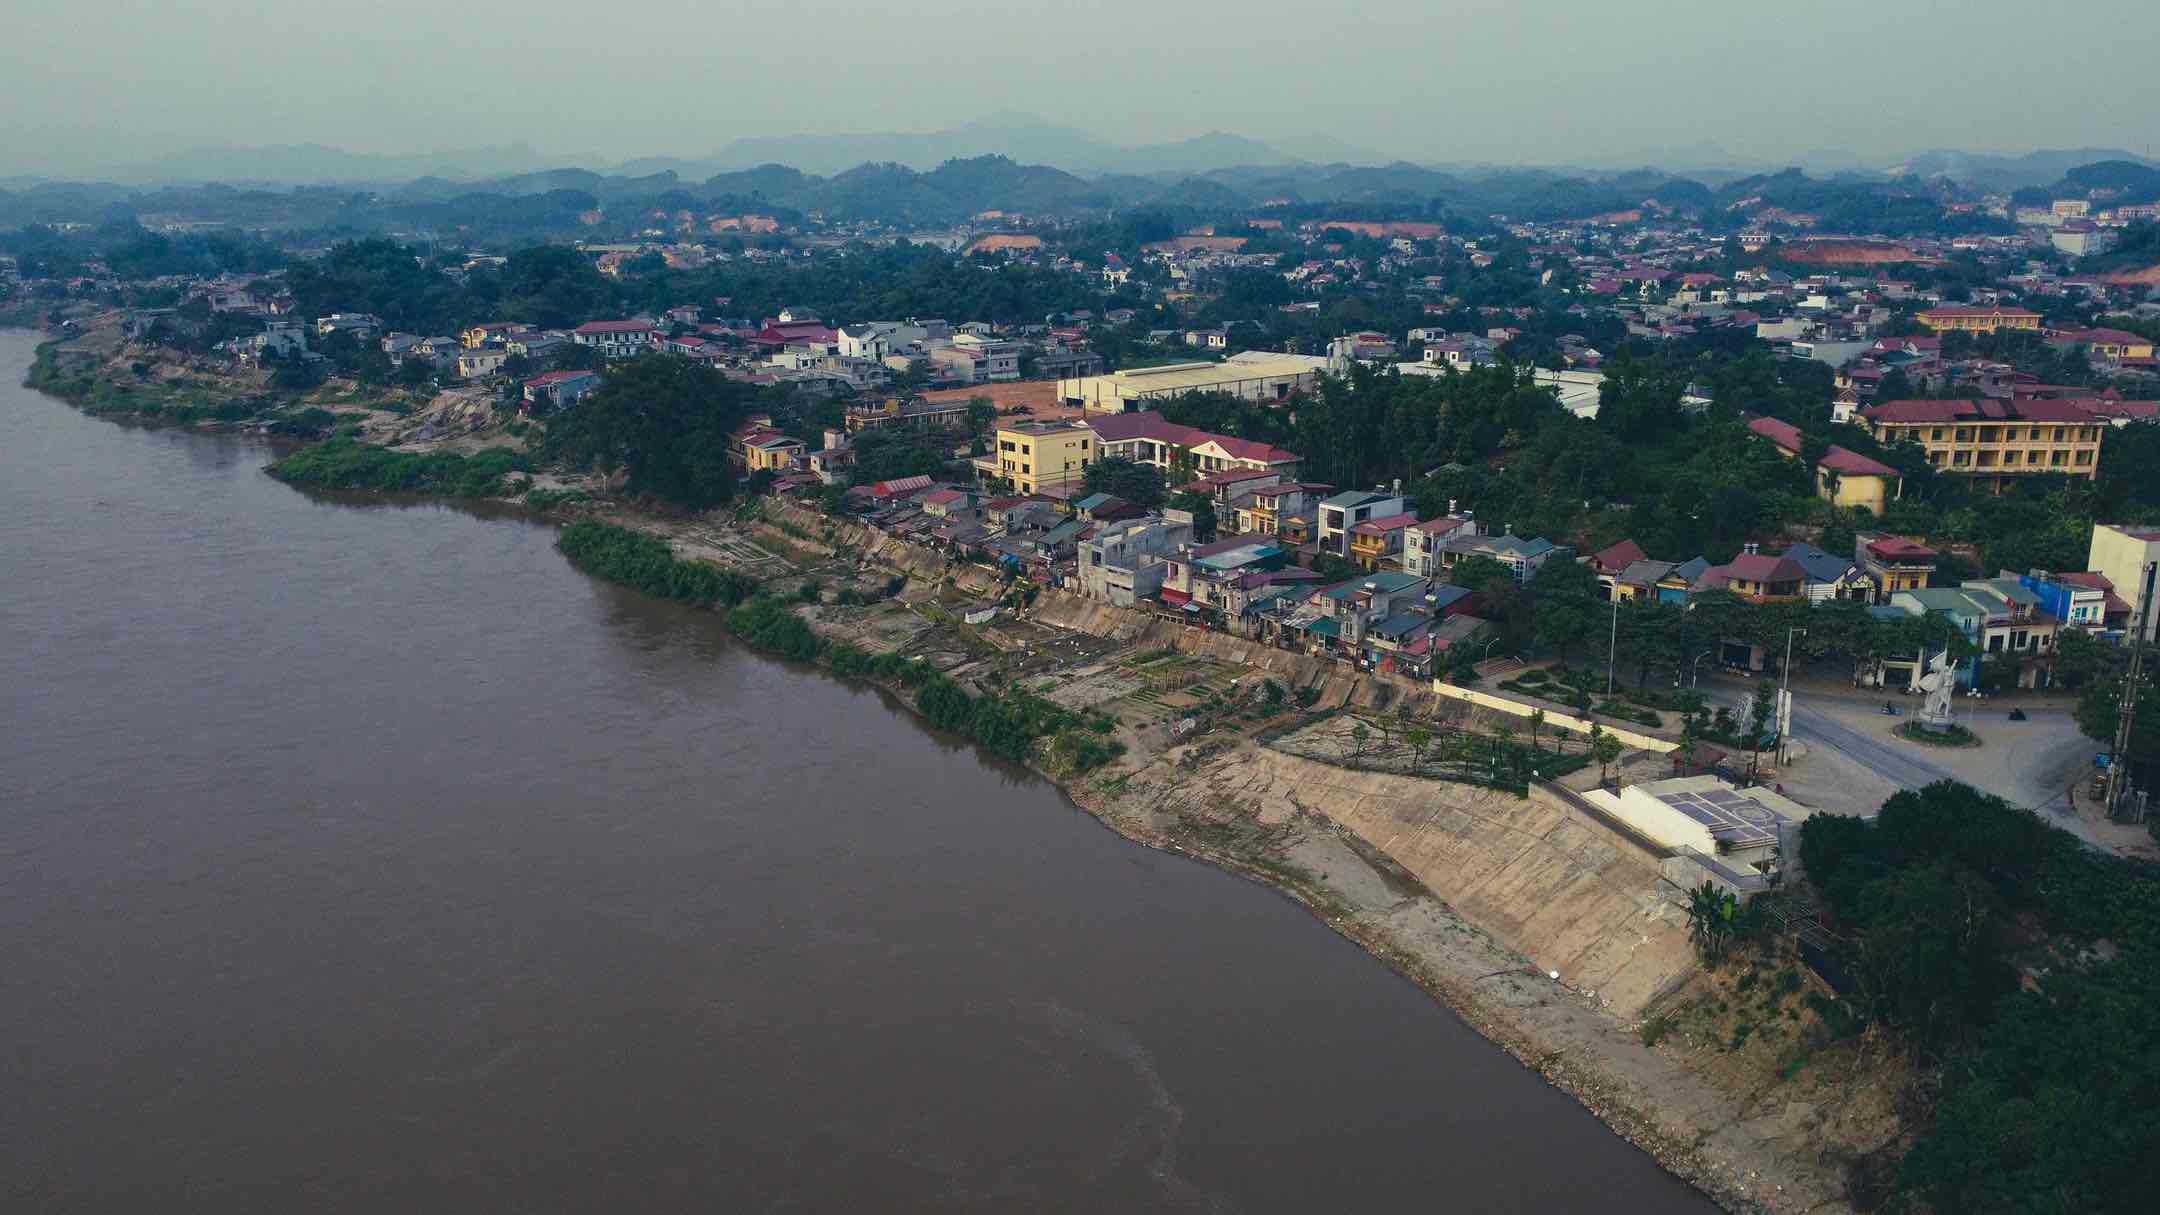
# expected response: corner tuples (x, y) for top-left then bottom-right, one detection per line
(1592, 538), (1647, 571)
(1351, 511), (1419, 536)
(1725, 554), (1807, 583)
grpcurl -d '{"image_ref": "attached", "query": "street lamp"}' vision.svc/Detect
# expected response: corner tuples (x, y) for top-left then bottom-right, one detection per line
(1606, 596), (1619, 696)
(1778, 627), (1807, 765)
(1690, 649), (1714, 689)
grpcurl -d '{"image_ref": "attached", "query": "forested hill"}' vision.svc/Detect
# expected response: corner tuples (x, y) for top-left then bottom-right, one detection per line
(0, 153), (2049, 236)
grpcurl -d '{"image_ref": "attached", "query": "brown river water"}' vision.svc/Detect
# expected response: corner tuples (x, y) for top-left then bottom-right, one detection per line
(0, 330), (1713, 1212)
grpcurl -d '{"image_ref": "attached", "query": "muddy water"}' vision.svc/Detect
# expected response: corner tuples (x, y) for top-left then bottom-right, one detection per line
(0, 330), (1711, 1211)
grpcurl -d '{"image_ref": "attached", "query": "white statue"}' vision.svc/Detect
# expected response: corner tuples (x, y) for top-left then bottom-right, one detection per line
(1916, 648), (1956, 727)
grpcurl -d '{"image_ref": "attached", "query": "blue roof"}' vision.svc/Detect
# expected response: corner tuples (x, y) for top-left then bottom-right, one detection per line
(1194, 542), (1283, 572)
(1320, 490), (1395, 509)
(1073, 492), (1113, 511)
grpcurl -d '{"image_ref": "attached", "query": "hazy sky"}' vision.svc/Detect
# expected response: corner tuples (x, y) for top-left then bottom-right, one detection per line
(6, 0), (2158, 175)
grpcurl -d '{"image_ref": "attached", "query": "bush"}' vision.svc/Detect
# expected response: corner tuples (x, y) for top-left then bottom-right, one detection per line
(268, 436), (529, 497)
(555, 518), (757, 608)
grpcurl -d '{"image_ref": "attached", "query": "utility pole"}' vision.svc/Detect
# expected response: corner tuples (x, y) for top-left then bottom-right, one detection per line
(2104, 562), (2156, 821)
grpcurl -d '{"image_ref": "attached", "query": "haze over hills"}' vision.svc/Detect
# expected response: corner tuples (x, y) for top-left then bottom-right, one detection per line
(25, 111), (2155, 194)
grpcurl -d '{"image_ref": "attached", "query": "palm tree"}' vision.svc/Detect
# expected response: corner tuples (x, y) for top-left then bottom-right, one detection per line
(1529, 708), (1546, 754)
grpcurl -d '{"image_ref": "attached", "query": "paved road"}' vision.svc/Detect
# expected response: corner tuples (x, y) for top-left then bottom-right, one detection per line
(1787, 703), (1956, 791)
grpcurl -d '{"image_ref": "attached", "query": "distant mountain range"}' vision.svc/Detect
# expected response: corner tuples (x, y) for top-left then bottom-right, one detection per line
(25, 114), (2155, 196)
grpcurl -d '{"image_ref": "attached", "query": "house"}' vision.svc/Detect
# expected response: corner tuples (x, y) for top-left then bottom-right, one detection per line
(1348, 512), (1419, 570)
(1777, 542), (1870, 602)
(1287, 571), (1431, 655)
(1589, 539), (1648, 599)
(737, 425), (805, 473)
(1700, 547), (1807, 602)
(2087, 523), (2160, 642)
(1856, 399), (2102, 490)
(1232, 481), (1332, 539)
(981, 419), (1095, 496)
(1078, 514), (1195, 607)
(521, 369), (601, 413)
(572, 319), (657, 359)
(1183, 327), (1229, 350)
(1437, 532), (1569, 582)
(456, 348), (510, 380)
(1855, 534), (1937, 603)
(461, 321), (527, 348)
(2017, 569), (2117, 633)
(315, 312), (383, 340)
(1745, 415), (1903, 515)
(1316, 491), (1407, 556)
(1889, 578), (2061, 688)
(1085, 411), (1302, 480)
(807, 437), (855, 486)
(1402, 515), (1477, 577)
(2056, 327), (2155, 363)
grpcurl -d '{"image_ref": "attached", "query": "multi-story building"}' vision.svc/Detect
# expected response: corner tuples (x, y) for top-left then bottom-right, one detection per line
(1077, 515), (1193, 607)
(2017, 570), (2115, 633)
(982, 419), (1094, 496)
(1890, 578), (2061, 689)
(521, 369), (602, 413)
(1347, 512), (1420, 570)
(1855, 534), (1937, 603)
(1437, 532), (1570, 582)
(1856, 399), (2102, 490)
(1402, 515), (1478, 578)
(2086, 523), (2160, 642)
(572, 319), (657, 358)
(1231, 481), (1330, 539)
(1084, 411), (1302, 480)
(1316, 491), (1406, 556)
(1914, 305), (2043, 334)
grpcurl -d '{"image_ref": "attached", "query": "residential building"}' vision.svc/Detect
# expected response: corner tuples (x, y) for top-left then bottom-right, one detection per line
(1348, 512), (1419, 570)
(572, 319), (657, 358)
(733, 420), (805, 472)
(2016, 570), (2115, 633)
(1437, 532), (1569, 582)
(461, 321), (528, 348)
(1085, 411), (1302, 480)
(1856, 399), (2102, 490)
(1699, 547), (1807, 602)
(1589, 539), (1648, 599)
(315, 312), (383, 340)
(1077, 515), (1195, 607)
(1232, 481), (1331, 539)
(1914, 305), (2043, 334)
(2087, 523), (2160, 642)
(521, 369), (601, 412)
(1777, 542), (1871, 602)
(1402, 515), (1477, 578)
(982, 419), (1094, 496)
(1316, 491), (1406, 556)
(1889, 578), (2061, 688)
(1745, 415), (1903, 515)
(1855, 534), (1937, 602)
(456, 348), (509, 380)
(1058, 356), (1323, 414)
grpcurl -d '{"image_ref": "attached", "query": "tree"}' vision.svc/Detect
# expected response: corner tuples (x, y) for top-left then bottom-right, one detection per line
(1686, 881), (1743, 966)
(1081, 456), (1165, 508)
(1534, 593), (1597, 669)
(1170, 489), (1218, 543)
(541, 355), (757, 510)
(1591, 725), (1623, 787)
(1349, 722), (1370, 762)
(1406, 724), (1434, 773)
(1528, 708), (1546, 753)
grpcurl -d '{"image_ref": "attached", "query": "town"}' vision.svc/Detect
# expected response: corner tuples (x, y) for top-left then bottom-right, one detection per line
(11, 143), (2160, 1215)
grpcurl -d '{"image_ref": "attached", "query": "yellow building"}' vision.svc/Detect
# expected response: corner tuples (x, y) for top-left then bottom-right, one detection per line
(1746, 416), (1903, 515)
(1857, 399), (2102, 492)
(1915, 305), (2043, 334)
(2087, 523), (2160, 643)
(981, 419), (1094, 496)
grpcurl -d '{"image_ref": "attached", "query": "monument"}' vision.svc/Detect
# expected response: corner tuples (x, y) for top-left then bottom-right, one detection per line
(1915, 648), (1957, 732)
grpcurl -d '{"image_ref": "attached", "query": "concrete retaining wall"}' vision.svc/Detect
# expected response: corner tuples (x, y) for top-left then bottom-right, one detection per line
(1429, 683), (1676, 753)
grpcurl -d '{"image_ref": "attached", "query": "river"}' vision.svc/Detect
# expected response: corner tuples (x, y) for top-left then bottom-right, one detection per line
(0, 330), (1711, 1212)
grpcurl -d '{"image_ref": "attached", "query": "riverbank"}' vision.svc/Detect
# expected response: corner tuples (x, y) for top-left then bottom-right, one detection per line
(529, 509), (1886, 1215)
(24, 328), (1881, 1213)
